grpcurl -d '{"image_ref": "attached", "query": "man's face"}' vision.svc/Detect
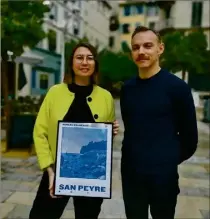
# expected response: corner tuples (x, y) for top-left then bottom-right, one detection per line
(131, 30), (164, 69)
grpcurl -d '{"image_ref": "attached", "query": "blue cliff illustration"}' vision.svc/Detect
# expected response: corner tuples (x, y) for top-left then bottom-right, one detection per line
(59, 126), (108, 180)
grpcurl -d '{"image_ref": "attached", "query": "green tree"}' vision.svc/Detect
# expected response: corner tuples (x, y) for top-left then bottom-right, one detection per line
(1, 0), (49, 59)
(1, 0), (49, 118)
(98, 49), (137, 89)
(161, 30), (209, 80)
(121, 41), (131, 54)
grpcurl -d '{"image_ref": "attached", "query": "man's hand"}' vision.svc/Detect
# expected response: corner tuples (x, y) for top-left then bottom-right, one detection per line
(113, 120), (120, 136)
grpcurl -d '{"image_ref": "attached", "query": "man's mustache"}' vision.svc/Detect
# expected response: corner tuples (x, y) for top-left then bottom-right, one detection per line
(136, 56), (149, 61)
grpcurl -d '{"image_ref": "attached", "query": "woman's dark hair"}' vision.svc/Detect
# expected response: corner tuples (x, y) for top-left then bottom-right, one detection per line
(64, 42), (99, 84)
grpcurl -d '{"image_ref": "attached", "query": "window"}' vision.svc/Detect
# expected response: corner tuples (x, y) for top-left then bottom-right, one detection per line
(149, 22), (156, 29)
(73, 27), (79, 35)
(109, 36), (115, 48)
(49, 4), (58, 21)
(122, 24), (130, 34)
(40, 74), (49, 90)
(73, 21), (79, 35)
(131, 6), (137, 15)
(191, 1), (203, 27)
(48, 30), (56, 52)
(124, 5), (131, 16)
(147, 6), (158, 16)
(64, 10), (69, 19)
(136, 5), (143, 14)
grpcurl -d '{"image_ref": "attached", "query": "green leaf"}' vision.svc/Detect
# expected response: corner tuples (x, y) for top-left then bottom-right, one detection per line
(161, 30), (210, 76)
(1, 0), (49, 59)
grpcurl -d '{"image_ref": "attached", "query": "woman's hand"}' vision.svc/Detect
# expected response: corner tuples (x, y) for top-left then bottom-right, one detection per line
(113, 120), (120, 136)
(47, 166), (58, 198)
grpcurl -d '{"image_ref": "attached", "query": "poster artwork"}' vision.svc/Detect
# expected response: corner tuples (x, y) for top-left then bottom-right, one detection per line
(54, 122), (113, 198)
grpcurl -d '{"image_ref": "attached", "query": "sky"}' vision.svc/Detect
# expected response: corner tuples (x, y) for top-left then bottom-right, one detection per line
(61, 126), (107, 153)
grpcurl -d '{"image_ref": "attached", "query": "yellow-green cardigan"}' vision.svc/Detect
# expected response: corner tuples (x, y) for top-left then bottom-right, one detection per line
(33, 83), (115, 170)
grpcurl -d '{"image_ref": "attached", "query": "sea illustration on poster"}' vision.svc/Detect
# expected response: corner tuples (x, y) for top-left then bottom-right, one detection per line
(60, 126), (107, 180)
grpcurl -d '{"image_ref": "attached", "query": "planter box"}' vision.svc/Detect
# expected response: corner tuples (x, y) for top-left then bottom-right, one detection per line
(7, 114), (37, 149)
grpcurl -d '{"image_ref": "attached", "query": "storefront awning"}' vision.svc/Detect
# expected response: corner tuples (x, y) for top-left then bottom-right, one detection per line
(15, 51), (44, 65)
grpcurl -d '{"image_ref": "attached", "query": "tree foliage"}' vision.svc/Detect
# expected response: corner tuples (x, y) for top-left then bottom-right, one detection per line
(161, 30), (209, 80)
(98, 50), (137, 83)
(1, 0), (49, 59)
(1, 0), (49, 120)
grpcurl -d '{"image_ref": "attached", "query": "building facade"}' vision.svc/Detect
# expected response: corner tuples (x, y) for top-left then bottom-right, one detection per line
(80, 0), (120, 52)
(119, 1), (210, 49)
(18, 0), (82, 97)
(119, 1), (160, 47)
(17, 0), (120, 97)
(170, 0), (209, 49)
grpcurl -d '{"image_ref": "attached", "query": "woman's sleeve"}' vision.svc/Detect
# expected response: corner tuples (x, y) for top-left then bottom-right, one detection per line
(107, 92), (116, 122)
(33, 87), (54, 170)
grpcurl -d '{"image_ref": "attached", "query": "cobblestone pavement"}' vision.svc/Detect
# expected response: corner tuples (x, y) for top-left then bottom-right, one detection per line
(1, 100), (210, 218)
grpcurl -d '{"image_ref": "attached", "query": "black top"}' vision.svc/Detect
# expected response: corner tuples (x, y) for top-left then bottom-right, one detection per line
(63, 83), (95, 123)
(120, 69), (198, 174)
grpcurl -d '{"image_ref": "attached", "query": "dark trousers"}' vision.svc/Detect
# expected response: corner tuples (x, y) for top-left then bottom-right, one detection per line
(121, 163), (180, 219)
(29, 171), (103, 219)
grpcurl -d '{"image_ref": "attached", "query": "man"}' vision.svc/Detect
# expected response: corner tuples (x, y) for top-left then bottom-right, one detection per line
(120, 26), (198, 219)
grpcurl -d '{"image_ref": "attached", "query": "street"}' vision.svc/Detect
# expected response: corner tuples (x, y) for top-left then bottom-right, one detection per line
(1, 100), (209, 219)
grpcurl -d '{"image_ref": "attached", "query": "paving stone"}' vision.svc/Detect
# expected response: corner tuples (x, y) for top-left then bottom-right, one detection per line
(15, 182), (38, 192)
(65, 198), (74, 210)
(200, 210), (210, 219)
(5, 204), (31, 219)
(1, 180), (19, 191)
(185, 156), (210, 165)
(0, 191), (13, 203)
(61, 210), (75, 218)
(101, 199), (125, 217)
(0, 203), (16, 218)
(5, 192), (36, 206)
(180, 187), (210, 197)
(3, 173), (40, 182)
(31, 184), (39, 193)
(181, 171), (210, 180)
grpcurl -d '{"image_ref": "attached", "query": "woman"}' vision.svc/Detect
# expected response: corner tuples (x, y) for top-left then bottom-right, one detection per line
(29, 42), (119, 219)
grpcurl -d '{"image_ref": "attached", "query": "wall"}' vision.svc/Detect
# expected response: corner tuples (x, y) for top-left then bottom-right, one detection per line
(171, 1), (210, 28)
(171, 1), (192, 28)
(80, 1), (111, 50)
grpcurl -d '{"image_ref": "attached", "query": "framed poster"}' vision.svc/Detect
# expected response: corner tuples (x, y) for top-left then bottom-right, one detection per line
(54, 121), (113, 199)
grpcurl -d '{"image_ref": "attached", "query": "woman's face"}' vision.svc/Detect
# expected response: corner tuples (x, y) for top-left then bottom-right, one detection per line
(72, 47), (95, 78)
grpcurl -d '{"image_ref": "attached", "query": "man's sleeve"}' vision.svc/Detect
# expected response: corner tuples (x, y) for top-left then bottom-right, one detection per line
(175, 84), (198, 164)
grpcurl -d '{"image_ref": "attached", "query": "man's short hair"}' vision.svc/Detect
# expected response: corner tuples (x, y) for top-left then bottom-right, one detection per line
(131, 26), (162, 42)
